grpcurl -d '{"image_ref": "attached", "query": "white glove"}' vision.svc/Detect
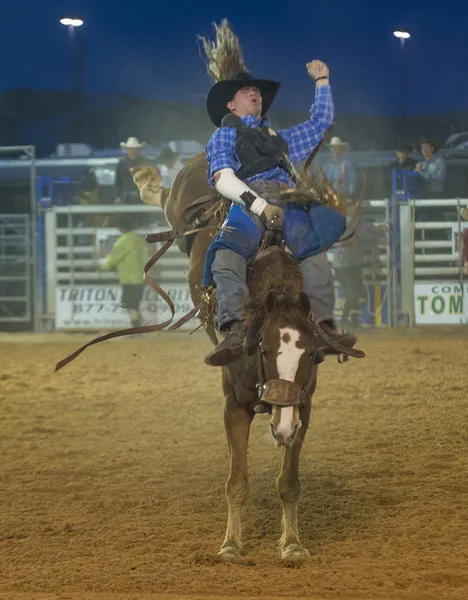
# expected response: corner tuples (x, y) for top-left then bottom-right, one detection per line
(250, 197), (268, 216)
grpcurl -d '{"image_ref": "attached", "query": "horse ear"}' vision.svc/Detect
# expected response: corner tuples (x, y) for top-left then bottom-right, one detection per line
(298, 291), (311, 315)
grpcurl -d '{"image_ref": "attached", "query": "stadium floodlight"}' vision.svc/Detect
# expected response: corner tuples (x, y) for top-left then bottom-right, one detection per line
(60, 18), (84, 27)
(393, 31), (410, 39)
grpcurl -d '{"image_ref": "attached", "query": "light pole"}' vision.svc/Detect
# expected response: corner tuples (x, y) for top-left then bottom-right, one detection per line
(393, 30), (410, 120)
(60, 17), (85, 137)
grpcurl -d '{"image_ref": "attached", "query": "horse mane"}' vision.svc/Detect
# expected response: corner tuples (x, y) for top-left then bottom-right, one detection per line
(244, 251), (318, 352)
(197, 19), (249, 83)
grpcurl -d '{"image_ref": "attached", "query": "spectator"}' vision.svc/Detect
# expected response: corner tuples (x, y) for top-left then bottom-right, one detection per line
(331, 200), (377, 329)
(101, 215), (149, 328)
(158, 147), (183, 188)
(389, 141), (421, 203)
(416, 138), (446, 198)
(323, 136), (357, 198)
(115, 137), (159, 204)
(390, 142), (418, 171)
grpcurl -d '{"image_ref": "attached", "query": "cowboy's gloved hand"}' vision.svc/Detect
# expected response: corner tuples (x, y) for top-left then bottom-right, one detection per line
(250, 197), (268, 216)
(263, 204), (284, 229)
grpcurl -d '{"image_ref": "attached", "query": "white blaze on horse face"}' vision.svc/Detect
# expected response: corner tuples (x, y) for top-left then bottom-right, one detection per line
(277, 328), (304, 382)
(274, 327), (305, 442)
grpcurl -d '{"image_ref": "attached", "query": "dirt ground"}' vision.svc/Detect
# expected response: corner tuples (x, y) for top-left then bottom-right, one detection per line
(1, 328), (467, 600)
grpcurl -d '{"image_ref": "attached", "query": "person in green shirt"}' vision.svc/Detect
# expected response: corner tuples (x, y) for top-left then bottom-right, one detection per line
(101, 215), (149, 327)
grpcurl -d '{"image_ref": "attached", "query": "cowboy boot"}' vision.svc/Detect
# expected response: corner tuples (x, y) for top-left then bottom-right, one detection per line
(204, 320), (245, 367)
(319, 319), (357, 349)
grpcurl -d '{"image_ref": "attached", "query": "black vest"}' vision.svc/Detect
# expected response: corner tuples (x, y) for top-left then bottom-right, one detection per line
(220, 113), (295, 182)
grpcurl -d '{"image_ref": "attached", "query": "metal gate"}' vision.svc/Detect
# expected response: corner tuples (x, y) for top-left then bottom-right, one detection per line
(0, 214), (32, 324)
(0, 145), (37, 330)
(43, 204), (195, 331)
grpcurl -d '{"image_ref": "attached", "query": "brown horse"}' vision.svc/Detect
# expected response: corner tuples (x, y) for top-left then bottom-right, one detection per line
(56, 19), (365, 562)
(131, 162), (364, 562)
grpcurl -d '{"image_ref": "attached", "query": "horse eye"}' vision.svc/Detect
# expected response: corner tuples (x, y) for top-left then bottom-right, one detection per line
(261, 347), (268, 357)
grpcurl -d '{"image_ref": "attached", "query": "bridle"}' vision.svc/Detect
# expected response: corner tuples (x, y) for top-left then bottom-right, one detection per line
(254, 341), (318, 412)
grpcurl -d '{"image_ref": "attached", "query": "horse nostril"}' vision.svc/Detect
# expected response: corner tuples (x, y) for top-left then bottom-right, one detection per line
(270, 423), (277, 439)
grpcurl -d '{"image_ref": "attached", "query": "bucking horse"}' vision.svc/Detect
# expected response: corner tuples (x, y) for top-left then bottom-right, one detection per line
(56, 20), (365, 562)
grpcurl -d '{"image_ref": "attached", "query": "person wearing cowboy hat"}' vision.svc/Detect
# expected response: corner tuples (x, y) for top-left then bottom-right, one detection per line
(202, 60), (358, 367)
(390, 141), (418, 171)
(115, 137), (159, 206)
(415, 137), (446, 198)
(322, 136), (357, 199)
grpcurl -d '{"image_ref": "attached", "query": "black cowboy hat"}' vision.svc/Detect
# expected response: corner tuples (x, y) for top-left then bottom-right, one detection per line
(207, 72), (280, 127)
(396, 141), (413, 154)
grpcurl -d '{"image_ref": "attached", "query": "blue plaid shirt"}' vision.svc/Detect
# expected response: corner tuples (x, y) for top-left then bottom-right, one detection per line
(206, 85), (334, 186)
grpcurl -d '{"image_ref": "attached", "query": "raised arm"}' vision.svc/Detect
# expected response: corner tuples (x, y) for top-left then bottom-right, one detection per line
(276, 60), (334, 162)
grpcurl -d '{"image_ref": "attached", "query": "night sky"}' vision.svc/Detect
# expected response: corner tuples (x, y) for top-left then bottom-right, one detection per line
(2, 1), (465, 116)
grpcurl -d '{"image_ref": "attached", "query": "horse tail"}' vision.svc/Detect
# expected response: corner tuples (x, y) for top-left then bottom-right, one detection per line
(197, 19), (249, 83)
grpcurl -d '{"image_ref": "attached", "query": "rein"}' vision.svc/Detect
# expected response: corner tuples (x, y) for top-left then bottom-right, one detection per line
(54, 134), (330, 372)
(55, 202), (226, 372)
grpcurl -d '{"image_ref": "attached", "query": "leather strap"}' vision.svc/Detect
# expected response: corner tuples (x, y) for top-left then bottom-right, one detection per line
(55, 240), (179, 372)
(55, 203), (225, 372)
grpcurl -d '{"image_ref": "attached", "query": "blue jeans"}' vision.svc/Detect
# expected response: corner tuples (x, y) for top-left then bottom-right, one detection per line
(212, 248), (335, 329)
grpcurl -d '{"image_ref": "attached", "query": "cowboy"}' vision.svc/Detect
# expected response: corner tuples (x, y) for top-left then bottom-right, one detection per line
(115, 137), (159, 205)
(202, 60), (358, 367)
(322, 136), (357, 199)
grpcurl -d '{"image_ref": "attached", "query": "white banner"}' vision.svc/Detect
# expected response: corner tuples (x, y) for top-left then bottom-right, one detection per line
(414, 282), (468, 324)
(55, 284), (196, 330)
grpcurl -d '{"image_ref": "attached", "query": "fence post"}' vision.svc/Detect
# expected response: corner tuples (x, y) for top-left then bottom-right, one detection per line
(391, 170), (406, 326)
(44, 209), (57, 328)
(399, 204), (414, 326)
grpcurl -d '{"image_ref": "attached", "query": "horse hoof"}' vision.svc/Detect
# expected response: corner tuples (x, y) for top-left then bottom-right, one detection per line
(281, 544), (310, 563)
(218, 546), (243, 563)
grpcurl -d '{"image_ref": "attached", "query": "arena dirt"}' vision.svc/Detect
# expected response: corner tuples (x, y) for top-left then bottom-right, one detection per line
(1, 329), (467, 600)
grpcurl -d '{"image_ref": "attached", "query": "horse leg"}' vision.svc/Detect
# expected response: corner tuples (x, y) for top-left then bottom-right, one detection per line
(219, 388), (253, 562)
(277, 402), (312, 562)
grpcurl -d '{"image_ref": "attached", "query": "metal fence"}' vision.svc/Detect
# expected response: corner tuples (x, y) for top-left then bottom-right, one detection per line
(41, 201), (392, 331)
(43, 204), (193, 331)
(0, 145), (36, 330)
(0, 214), (32, 323)
(398, 198), (468, 326)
